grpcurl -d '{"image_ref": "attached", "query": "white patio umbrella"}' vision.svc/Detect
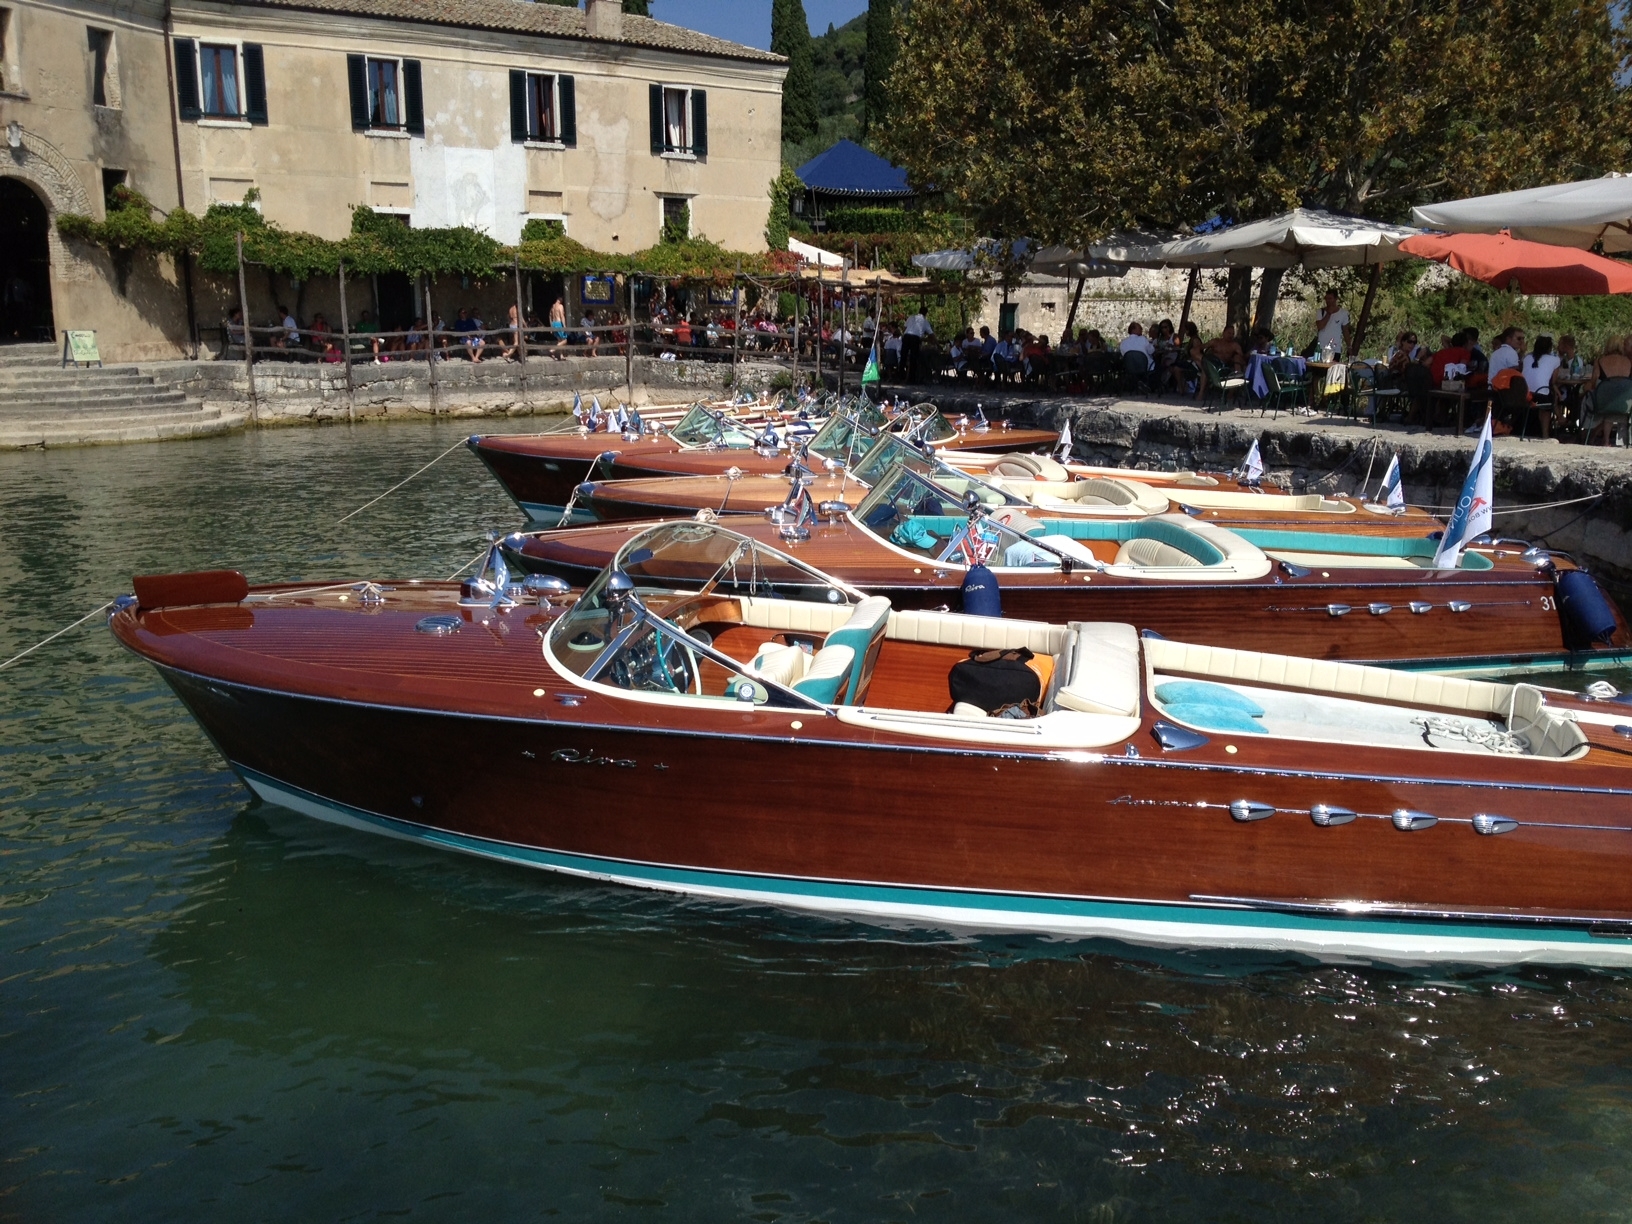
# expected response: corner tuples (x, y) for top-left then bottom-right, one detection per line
(1088, 208), (1421, 269)
(1411, 175), (1632, 253)
(1087, 209), (1423, 350)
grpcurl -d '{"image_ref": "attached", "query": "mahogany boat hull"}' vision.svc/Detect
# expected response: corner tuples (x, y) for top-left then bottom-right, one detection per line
(503, 520), (1632, 670)
(468, 425), (1059, 522)
(129, 645), (1632, 968)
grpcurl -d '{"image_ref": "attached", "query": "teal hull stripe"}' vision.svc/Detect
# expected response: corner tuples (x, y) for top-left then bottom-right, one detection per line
(520, 500), (599, 525)
(237, 766), (1613, 949)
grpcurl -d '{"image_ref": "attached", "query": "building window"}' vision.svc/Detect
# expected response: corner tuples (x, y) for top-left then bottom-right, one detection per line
(199, 43), (240, 116)
(102, 168), (126, 209)
(367, 57), (399, 128)
(88, 27), (118, 107)
(660, 195), (690, 240)
(509, 71), (574, 146)
(0, 9), (12, 93)
(526, 73), (555, 141)
(648, 85), (707, 157)
(173, 39), (265, 124)
(347, 54), (422, 135)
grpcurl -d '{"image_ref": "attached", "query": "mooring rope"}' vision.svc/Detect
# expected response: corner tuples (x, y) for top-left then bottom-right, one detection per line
(0, 601), (114, 673)
(334, 437), (468, 525)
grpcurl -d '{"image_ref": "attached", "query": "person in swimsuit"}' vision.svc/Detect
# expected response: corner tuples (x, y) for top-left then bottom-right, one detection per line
(550, 297), (568, 360)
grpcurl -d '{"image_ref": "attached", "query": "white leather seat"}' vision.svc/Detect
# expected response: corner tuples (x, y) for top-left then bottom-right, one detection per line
(750, 641), (811, 688)
(1115, 537), (1203, 568)
(1053, 623), (1143, 717)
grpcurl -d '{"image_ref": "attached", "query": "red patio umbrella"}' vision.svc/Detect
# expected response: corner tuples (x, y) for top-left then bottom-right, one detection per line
(1398, 230), (1632, 295)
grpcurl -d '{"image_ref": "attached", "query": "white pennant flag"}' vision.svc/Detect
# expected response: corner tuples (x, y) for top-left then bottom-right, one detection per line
(572, 390), (584, 420)
(1434, 414), (1494, 570)
(1054, 419), (1073, 462)
(1242, 439), (1264, 484)
(1378, 454), (1405, 513)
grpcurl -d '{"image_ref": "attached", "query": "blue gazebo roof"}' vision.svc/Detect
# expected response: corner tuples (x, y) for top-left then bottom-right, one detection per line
(796, 140), (913, 198)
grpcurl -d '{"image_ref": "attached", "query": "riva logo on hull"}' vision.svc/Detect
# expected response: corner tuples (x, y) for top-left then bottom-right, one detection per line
(550, 747), (637, 768)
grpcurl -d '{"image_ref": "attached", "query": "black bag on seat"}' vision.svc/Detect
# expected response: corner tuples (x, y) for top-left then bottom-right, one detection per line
(948, 647), (1042, 717)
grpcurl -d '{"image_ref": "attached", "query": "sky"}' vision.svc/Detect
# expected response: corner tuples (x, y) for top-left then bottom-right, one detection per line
(647, 1), (870, 51)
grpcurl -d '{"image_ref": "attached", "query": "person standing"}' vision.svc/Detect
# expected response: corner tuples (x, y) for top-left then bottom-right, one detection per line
(1313, 290), (1351, 358)
(549, 296), (568, 359)
(903, 306), (932, 382)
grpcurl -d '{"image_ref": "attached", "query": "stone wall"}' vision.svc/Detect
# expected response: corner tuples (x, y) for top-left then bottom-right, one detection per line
(147, 352), (792, 422)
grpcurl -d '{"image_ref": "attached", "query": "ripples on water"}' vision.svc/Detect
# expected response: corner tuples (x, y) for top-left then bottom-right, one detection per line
(3, 422), (1632, 1222)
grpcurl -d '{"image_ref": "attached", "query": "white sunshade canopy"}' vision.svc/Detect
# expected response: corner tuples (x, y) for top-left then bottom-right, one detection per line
(1088, 208), (1422, 269)
(1411, 175), (1632, 253)
(1028, 244), (1128, 280)
(788, 236), (847, 268)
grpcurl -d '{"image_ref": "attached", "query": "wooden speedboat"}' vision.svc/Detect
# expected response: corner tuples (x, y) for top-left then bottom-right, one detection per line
(573, 438), (1442, 538)
(469, 402), (1058, 523)
(111, 523), (1632, 966)
(500, 460), (1630, 671)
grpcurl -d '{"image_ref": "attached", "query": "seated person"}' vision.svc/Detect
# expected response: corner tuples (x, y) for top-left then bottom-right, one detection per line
(450, 308), (483, 362)
(352, 310), (382, 362)
(1588, 335), (1632, 445)
(992, 332), (1022, 379)
(1519, 336), (1560, 439)
(1081, 329), (1106, 353)
(1118, 321), (1155, 360)
(1203, 323), (1246, 370)
(1428, 330), (1474, 385)
(1022, 333), (1051, 381)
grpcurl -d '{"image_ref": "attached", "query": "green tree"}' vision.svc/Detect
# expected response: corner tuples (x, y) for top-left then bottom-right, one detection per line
(862, 0), (897, 138)
(773, 0), (818, 144)
(881, 0), (1632, 248)
(764, 165), (804, 251)
(622, 0), (650, 13)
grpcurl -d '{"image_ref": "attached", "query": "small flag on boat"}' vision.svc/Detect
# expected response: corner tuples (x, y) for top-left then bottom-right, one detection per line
(572, 390), (584, 420)
(1242, 439), (1264, 484)
(1433, 413), (1494, 570)
(861, 345), (881, 386)
(1379, 453), (1405, 513)
(590, 396), (604, 429)
(1054, 419), (1073, 462)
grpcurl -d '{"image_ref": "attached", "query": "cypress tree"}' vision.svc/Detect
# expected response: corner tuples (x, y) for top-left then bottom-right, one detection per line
(772, 0), (817, 144)
(863, 0), (897, 137)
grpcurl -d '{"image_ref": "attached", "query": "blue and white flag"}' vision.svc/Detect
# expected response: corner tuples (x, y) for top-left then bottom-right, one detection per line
(1434, 413), (1494, 570)
(572, 390), (584, 420)
(1241, 439), (1264, 484)
(590, 396), (604, 430)
(1054, 419), (1073, 462)
(1378, 453), (1405, 513)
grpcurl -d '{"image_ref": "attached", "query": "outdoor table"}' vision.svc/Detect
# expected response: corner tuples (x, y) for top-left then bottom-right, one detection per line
(1553, 373), (1592, 440)
(1428, 385), (1482, 435)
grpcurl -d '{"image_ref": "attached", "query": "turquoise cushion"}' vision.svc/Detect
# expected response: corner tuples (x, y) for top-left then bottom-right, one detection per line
(793, 672), (846, 704)
(1162, 703), (1268, 734)
(1156, 681), (1264, 716)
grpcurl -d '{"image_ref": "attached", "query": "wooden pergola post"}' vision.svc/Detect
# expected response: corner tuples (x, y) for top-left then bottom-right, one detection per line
(625, 273), (636, 400)
(235, 231), (257, 423)
(337, 259), (354, 421)
(838, 270), (848, 395)
(423, 278), (440, 414)
(731, 258), (742, 384)
(1353, 262), (1383, 358)
(513, 258), (529, 411)
(815, 271), (824, 388)
(1177, 267), (1199, 339)
(790, 273), (801, 388)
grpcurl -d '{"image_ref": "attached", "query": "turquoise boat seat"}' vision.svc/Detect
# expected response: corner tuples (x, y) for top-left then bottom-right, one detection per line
(792, 596), (892, 705)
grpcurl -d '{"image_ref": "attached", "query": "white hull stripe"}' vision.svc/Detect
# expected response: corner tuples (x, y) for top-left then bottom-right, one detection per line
(237, 766), (1632, 968)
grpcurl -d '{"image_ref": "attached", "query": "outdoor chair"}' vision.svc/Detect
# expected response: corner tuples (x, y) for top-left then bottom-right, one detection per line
(1201, 355), (1247, 411)
(1260, 365), (1307, 419)
(1348, 362), (1404, 426)
(1120, 350), (1153, 395)
(1083, 351), (1119, 393)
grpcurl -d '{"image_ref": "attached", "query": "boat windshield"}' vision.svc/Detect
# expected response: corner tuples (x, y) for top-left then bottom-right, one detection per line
(669, 404), (759, 449)
(850, 437), (1019, 503)
(854, 466), (1063, 565)
(806, 409), (888, 467)
(547, 524), (848, 707)
(896, 406), (958, 443)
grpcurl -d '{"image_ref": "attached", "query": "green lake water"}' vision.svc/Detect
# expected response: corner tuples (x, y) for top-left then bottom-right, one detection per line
(4, 420), (1632, 1222)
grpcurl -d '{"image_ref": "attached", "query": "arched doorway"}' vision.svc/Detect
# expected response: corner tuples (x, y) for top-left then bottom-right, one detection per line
(0, 178), (55, 343)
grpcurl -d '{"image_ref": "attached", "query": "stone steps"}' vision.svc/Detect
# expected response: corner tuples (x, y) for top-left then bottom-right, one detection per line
(0, 406), (248, 448)
(0, 386), (192, 409)
(0, 345), (245, 448)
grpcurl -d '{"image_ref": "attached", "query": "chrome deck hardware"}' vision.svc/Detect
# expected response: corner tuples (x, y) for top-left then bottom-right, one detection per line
(1471, 813), (1518, 835)
(1310, 804), (1357, 827)
(415, 614), (461, 636)
(1151, 721), (1208, 751)
(1392, 808), (1438, 831)
(1230, 799), (1274, 822)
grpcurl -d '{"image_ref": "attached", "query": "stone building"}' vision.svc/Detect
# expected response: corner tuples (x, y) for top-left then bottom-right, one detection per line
(0, 0), (784, 360)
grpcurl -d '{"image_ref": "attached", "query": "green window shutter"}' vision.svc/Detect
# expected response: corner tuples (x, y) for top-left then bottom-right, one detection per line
(346, 54), (368, 130)
(559, 74), (576, 147)
(690, 89), (707, 157)
(242, 44), (268, 124)
(403, 59), (424, 135)
(649, 83), (663, 154)
(510, 69), (527, 142)
(174, 38), (201, 120)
